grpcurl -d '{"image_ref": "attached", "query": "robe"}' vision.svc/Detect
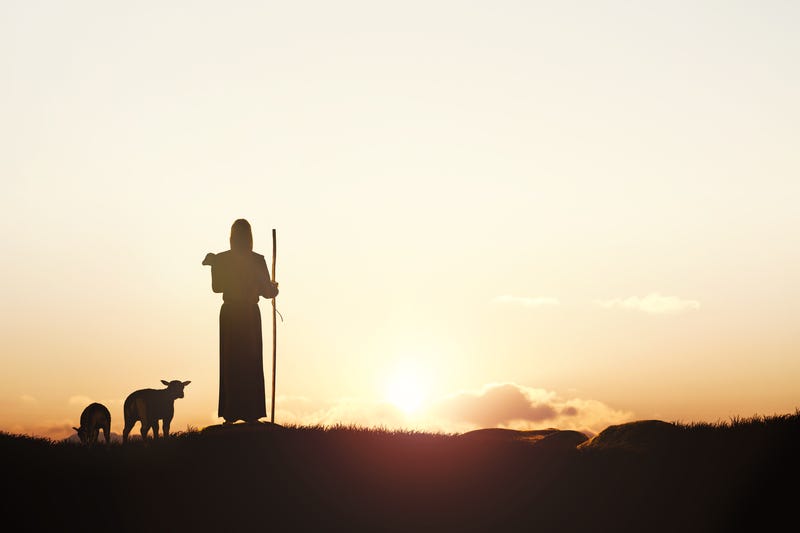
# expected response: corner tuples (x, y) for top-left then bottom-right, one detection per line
(210, 249), (273, 422)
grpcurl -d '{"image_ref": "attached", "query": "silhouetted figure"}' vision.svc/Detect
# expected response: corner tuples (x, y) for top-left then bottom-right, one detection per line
(122, 379), (190, 442)
(73, 402), (111, 445)
(204, 219), (278, 424)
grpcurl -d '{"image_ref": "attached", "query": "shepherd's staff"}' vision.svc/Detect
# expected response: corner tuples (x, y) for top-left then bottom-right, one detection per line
(270, 228), (277, 423)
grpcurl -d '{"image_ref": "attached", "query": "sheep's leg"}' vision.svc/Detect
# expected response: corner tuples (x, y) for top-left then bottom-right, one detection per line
(140, 420), (150, 440)
(151, 421), (160, 439)
(162, 419), (171, 438)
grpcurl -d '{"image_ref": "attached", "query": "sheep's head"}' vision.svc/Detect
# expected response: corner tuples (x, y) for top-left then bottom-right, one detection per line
(72, 426), (89, 444)
(161, 379), (191, 399)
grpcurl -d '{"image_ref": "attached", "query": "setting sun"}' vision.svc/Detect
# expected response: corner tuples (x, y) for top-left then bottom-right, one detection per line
(384, 363), (430, 414)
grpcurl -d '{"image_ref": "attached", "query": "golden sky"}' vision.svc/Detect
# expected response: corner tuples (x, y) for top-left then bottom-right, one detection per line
(2, 1), (799, 440)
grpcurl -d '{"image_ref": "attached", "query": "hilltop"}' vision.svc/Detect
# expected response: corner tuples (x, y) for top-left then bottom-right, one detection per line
(3, 412), (798, 532)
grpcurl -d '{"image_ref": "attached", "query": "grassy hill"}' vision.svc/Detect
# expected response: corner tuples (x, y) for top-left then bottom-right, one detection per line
(3, 412), (798, 532)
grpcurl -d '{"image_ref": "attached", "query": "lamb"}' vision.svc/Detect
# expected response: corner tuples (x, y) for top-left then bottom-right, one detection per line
(73, 402), (111, 445)
(122, 379), (190, 443)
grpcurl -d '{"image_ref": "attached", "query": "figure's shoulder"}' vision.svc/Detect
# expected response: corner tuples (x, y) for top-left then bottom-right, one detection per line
(212, 250), (264, 268)
(212, 250), (233, 265)
(205, 250), (235, 270)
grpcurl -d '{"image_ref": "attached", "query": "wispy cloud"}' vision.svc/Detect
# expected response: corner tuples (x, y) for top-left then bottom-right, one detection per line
(597, 292), (700, 314)
(20, 395), (37, 405)
(493, 295), (560, 308)
(68, 395), (93, 406)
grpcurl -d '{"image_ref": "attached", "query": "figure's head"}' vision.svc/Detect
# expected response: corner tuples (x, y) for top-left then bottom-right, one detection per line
(230, 218), (253, 252)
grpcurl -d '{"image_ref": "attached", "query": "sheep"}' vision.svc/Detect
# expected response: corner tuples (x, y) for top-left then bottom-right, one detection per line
(122, 380), (190, 443)
(73, 402), (111, 445)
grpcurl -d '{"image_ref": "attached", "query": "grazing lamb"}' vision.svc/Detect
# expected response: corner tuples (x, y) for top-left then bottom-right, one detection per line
(73, 402), (111, 445)
(122, 380), (190, 443)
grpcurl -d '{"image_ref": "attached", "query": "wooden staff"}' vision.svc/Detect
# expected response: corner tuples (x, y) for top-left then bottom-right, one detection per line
(271, 228), (277, 423)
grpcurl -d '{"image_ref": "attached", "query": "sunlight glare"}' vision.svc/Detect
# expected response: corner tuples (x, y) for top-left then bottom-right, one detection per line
(384, 361), (430, 414)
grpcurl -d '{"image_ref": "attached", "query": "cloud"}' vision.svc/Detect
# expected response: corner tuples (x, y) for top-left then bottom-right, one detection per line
(13, 420), (81, 441)
(427, 383), (633, 435)
(20, 395), (37, 405)
(596, 293), (700, 314)
(493, 295), (560, 308)
(68, 395), (93, 406)
(430, 383), (557, 427)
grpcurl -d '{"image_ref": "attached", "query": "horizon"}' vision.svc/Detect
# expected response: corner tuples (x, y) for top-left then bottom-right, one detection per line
(2, 1), (799, 441)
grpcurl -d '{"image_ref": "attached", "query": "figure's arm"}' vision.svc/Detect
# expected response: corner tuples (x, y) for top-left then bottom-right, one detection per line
(263, 280), (279, 299)
(205, 253), (224, 293)
(257, 255), (279, 299)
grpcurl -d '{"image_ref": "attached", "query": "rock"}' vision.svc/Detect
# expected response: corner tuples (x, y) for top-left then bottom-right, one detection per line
(459, 428), (559, 443)
(530, 430), (589, 452)
(578, 419), (683, 453)
(201, 421), (287, 435)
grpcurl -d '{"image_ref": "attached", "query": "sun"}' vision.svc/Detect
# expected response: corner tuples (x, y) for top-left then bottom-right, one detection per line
(384, 364), (429, 414)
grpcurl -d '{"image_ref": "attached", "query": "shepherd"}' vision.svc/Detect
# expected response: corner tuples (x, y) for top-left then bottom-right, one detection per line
(203, 219), (279, 424)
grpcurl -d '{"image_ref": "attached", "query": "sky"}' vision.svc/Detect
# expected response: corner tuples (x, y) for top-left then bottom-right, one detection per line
(2, 1), (799, 441)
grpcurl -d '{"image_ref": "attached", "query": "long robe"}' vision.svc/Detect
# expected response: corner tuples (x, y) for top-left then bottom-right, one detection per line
(210, 249), (272, 422)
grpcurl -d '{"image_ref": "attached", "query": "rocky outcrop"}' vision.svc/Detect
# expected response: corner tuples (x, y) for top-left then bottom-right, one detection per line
(578, 419), (684, 453)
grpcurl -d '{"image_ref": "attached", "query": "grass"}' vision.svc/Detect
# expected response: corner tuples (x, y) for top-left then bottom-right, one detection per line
(2, 411), (799, 532)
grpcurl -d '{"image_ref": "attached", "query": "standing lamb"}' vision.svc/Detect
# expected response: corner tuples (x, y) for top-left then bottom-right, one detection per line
(73, 402), (111, 445)
(122, 380), (190, 443)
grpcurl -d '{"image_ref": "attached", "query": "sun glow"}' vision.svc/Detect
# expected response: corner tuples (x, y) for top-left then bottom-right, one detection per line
(384, 362), (431, 414)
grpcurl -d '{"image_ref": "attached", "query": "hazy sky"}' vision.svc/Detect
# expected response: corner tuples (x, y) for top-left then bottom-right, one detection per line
(2, 1), (799, 440)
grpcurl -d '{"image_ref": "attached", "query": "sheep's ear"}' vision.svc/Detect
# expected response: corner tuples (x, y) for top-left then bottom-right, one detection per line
(182, 381), (191, 387)
(161, 380), (169, 386)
